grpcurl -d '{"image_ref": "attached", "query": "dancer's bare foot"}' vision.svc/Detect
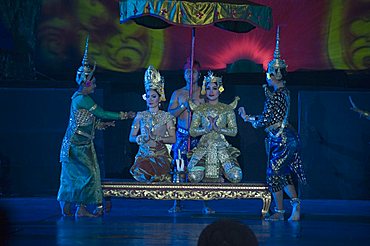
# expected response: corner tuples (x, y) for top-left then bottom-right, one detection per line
(288, 198), (301, 221)
(105, 200), (112, 213)
(93, 205), (104, 217)
(75, 205), (95, 218)
(60, 201), (73, 217)
(265, 208), (285, 221)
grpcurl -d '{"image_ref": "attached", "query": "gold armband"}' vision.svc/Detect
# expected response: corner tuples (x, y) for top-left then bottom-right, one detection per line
(89, 104), (98, 112)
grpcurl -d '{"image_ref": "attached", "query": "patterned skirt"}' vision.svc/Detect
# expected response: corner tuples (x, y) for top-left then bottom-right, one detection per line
(57, 142), (103, 205)
(130, 143), (172, 182)
(265, 127), (307, 192)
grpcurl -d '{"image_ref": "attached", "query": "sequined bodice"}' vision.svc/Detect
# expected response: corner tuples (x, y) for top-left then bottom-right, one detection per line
(254, 87), (290, 128)
(72, 108), (95, 126)
(139, 110), (174, 137)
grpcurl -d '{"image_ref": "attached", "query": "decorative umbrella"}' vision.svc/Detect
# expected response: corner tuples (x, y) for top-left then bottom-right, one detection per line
(119, 0), (272, 150)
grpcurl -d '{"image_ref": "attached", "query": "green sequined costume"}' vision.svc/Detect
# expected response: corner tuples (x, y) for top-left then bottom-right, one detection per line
(57, 92), (121, 205)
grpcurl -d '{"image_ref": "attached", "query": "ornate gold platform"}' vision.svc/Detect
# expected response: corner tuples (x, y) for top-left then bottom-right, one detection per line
(102, 181), (272, 217)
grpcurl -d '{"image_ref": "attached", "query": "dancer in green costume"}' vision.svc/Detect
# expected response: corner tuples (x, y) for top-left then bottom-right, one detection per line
(57, 36), (135, 217)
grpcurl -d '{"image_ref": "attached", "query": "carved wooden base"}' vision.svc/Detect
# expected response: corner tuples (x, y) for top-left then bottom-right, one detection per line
(102, 181), (272, 217)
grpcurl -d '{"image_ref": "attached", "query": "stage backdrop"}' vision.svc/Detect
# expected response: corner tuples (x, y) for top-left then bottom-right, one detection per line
(299, 91), (370, 199)
(30, 0), (370, 80)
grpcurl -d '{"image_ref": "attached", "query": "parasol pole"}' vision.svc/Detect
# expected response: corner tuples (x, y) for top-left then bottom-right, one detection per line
(187, 27), (196, 152)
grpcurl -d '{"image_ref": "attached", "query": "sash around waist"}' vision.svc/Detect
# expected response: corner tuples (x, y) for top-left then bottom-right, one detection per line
(76, 130), (94, 140)
(264, 122), (290, 133)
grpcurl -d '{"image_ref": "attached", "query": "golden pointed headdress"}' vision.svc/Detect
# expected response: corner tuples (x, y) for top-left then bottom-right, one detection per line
(201, 70), (224, 95)
(143, 65), (166, 101)
(76, 35), (96, 85)
(267, 26), (287, 80)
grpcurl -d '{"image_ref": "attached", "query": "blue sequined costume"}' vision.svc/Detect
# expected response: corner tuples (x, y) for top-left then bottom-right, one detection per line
(251, 87), (306, 192)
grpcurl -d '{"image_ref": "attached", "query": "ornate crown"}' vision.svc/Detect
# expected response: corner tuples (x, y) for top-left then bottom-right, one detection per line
(143, 65), (166, 101)
(267, 26), (288, 80)
(201, 70), (224, 95)
(76, 35), (96, 85)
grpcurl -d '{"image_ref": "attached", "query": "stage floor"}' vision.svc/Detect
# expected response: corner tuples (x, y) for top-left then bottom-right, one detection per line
(1, 197), (370, 245)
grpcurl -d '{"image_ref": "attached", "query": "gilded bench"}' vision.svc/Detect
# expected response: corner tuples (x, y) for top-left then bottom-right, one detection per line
(102, 180), (272, 217)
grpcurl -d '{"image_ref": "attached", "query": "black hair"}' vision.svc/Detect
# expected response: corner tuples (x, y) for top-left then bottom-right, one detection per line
(198, 219), (258, 246)
(145, 89), (164, 110)
(270, 68), (288, 82)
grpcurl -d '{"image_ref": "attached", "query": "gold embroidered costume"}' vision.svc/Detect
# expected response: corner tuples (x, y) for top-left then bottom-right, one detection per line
(130, 65), (175, 182)
(188, 97), (242, 183)
(130, 110), (175, 182)
(58, 37), (131, 208)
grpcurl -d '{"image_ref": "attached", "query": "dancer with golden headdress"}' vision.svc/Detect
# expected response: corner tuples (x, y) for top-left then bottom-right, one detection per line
(238, 27), (306, 221)
(129, 65), (176, 182)
(57, 36), (135, 218)
(188, 71), (243, 183)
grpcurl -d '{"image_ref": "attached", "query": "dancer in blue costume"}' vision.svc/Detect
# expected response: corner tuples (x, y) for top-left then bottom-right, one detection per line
(239, 27), (306, 221)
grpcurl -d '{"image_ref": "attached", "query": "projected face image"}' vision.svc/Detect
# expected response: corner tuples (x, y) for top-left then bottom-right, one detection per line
(327, 0), (370, 70)
(347, 6), (370, 69)
(37, 0), (165, 74)
(76, 0), (164, 72)
(35, 0), (368, 74)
